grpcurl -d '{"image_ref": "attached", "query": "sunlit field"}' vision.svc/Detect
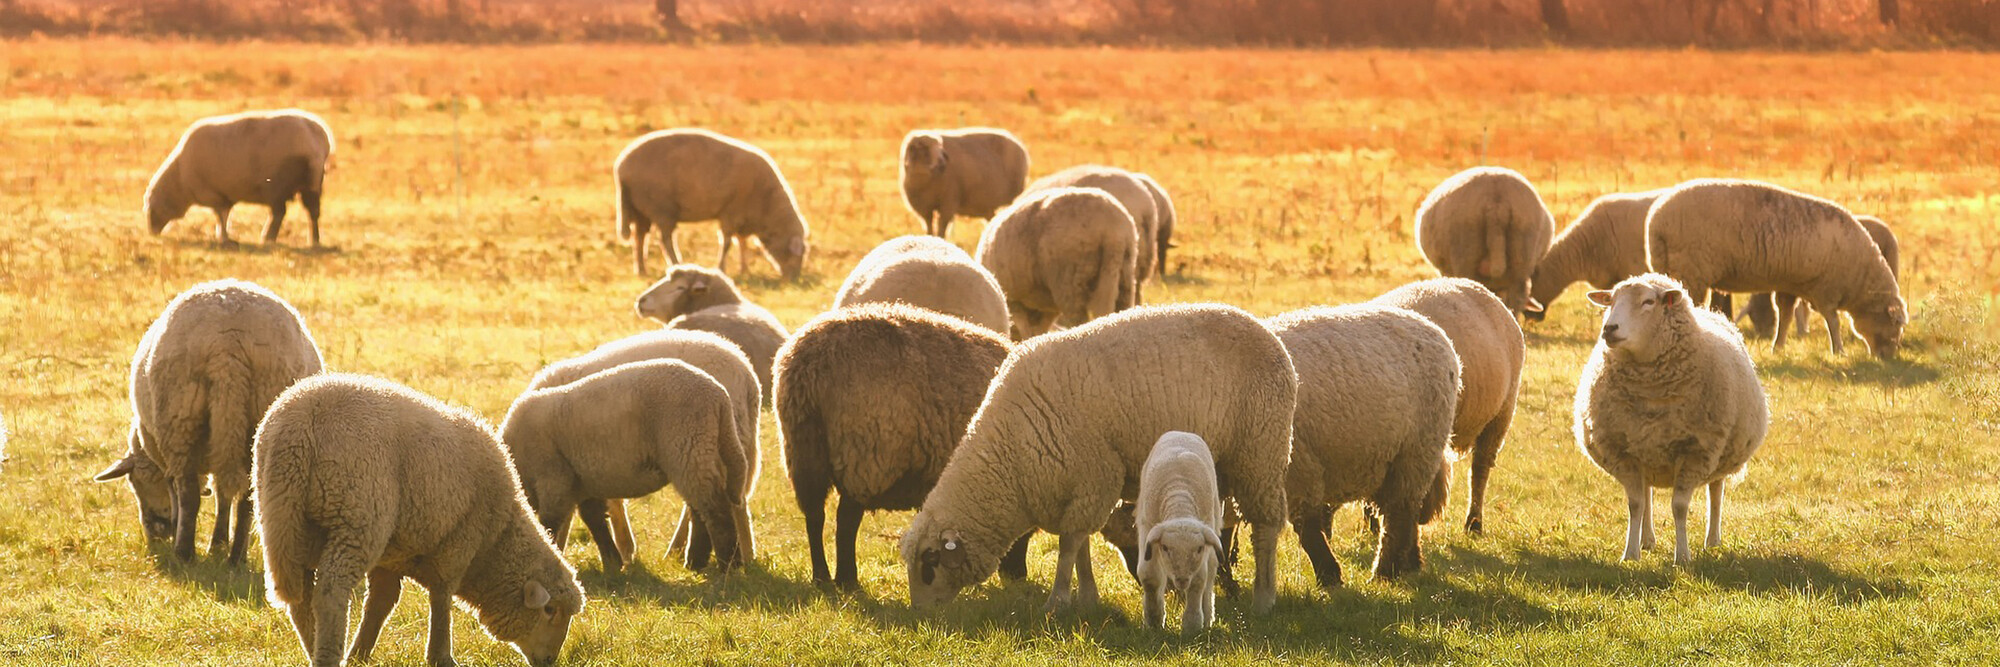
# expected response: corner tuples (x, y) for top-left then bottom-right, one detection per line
(2, 39), (1998, 664)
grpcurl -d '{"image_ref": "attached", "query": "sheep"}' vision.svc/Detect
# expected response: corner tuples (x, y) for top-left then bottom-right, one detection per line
(1525, 189), (1667, 320)
(900, 128), (1031, 239)
(1135, 172), (1178, 277)
(900, 303), (1296, 614)
(93, 278), (323, 564)
(1414, 166), (1557, 314)
(500, 359), (754, 573)
(1372, 277), (1524, 534)
(775, 303), (1013, 591)
(1646, 179), (1906, 359)
(833, 235), (1011, 334)
(145, 109), (332, 248)
(1133, 431), (1225, 633)
(974, 186), (1138, 340)
(524, 329), (761, 574)
(615, 128), (811, 281)
(1576, 273), (1769, 563)
(255, 373), (584, 667)
(1266, 303), (1459, 588)
(1739, 214), (1901, 340)
(1026, 165), (1160, 301)
(635, 264), (789, 403)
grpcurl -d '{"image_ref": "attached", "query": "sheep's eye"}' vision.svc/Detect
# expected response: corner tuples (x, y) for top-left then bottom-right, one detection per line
(1643, 298), (1655, 306)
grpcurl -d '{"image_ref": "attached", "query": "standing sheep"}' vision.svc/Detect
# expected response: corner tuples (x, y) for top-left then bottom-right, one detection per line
(1136, 172), (1178, 277)
(1372, 278), (1523, 535)
(833, 235), (1011, 334)
(1133, 431), (1225, 633)
(901, 304), (1296, 614)
(775, 303), (1013, 591)
(1576, 274), (1769, 563)
(145, 109), (332, 248)
(900, 128), (1030, 239)
(94, 279), (323, 564)
(615, 128), (811, 281)
(1525, 189), (1666, 320)
(1414, 166), (1557, 314)
(1739, 214), (1901, 340)
(1026, 165), (1161, 300)
(975, 187), (1138, 340)
(1647, 179), (1906, 359)
(256, 373), (584, 667)
(635, 264), (789, 403)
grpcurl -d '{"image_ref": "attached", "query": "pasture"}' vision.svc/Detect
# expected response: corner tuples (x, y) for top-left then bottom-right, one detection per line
(1, 39), (1998, 664)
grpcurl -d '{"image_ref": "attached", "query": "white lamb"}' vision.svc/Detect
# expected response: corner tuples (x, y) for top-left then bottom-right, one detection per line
(1133, 431), (1224, 633)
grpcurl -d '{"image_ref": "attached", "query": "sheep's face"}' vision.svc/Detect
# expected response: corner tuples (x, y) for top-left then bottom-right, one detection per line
(1138, 520), (1222, 596)
(144, 186), (188, 235)
(93, 439), (174, 542)
(634, 269), (712, 323)
(1588, 277), (1687, 361)
(1523, 266), (1567, 322)
(1849, 294), (1907, 360)
(901, 516), (992, 609)
(480, 577), (583, 667)
(902, 134), (946, 182)
(772, 235), (808, 283)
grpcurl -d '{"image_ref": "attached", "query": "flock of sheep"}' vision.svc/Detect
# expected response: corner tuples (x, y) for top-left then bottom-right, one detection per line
(108, 108), (1909, 665)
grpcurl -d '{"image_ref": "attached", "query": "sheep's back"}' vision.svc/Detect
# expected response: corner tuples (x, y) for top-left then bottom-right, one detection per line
(1374, 278), (1522, 441)
(836, 240), (1010, 334)
(1646, 179), (1884, 294)
(616, 130), (786, 223)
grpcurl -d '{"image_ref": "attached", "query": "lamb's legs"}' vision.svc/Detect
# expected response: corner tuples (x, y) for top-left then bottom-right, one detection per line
(214, 204), (236, 246)
(1707, 480), (1725, 549)
(1620, 477), (1648, 561)
(1250, 520), (1280, 613)
(1824, 309), (1845, 356)
(1142, 580), (1166, 629)
(833, 495), (866, 589)
(423, 587), (455, 667)
(348, 568), (402, 664)
(228, 495), (254, 566)
(577, 498), (623, 573)
(1044, 532), (1084, 612)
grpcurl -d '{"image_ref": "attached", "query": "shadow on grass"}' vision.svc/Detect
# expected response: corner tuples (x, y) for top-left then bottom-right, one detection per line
(1757, 353), (1942, 388)
(1441, 544), (1916, 605)
(160, 236), (343, 257)
(577, 558), (830, 612)
(151, 544), (266, 604)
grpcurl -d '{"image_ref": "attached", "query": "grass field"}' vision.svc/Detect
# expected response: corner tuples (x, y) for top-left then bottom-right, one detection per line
(3, 39), (1999, 665)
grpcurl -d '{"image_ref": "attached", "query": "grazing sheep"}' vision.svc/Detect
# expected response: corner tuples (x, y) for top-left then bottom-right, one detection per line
(775, 303), (1012, 591)
(1372, 278), (1523, 535)
(1267, 304), (1459, 588)
(1133, 431), (1225, 633)
(1525, 189), (1666, 320)
(1414, 166), (1557, 314)
(1026, 165), (1161, 300)
(615, 128), (811, 281)
(833, 235), (1011, 334)
(94, 279), (323, 564)
(901, 304), (1296, 614)
(525, 329), (761, 573)
(1739, 214), (1901, 340)
(146, 109), (332, 248)
(1135, 172), (1178, 277)
(501, 359), (754, 573)
(635, 264), (789, 403)
(900, 128), (1031, 238)
(975, 187), (1138, 340)
(1576, 274), (1768, 563)
(1647, 179), (1906, 359)
(255, 373), (584, 667)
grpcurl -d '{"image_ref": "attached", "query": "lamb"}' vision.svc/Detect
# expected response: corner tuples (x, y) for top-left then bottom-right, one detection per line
(500, 359), (754, 573)
(1372, 277), (1524, 534)
(94, 278), (323, 564)
(145, 109), (332, 248)
(1739, 214), (1901, 340)
(1646, 179), (1906, 359)
(775, 303), (1013, 591)
(975, 187), (1138, 340)
(615, 128), (811, 281)
(635, 264), (789, 402)
(525, 329), (761, 573)
(1576, 273), (1769, 563)
(255, 373), (584, 667)
(1026, 164), (1161, 300)
(1266, 304), (1459, 587)
(900, 303), (1296, 614)
(833, 235), (1011, 334)
(1136, 172), (1178, 277)
(900, 128), (1031, 239)
(1133, 431), (1225, 633)
(1525, 189), (1667, 320)
(1414, 166), (1557, 314)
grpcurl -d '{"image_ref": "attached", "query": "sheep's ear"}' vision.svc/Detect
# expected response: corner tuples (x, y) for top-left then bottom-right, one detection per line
(1523, 298), (1545, 314)
(93, 456), (136, 482)
(524, 580), (551, 609)
(919, 549), (938, 585)
(1662, 288), (1687, 309)
(689, 278), (708, 295)
(1586, 290), (1614, 307)
(1202, 525), (1224, 558)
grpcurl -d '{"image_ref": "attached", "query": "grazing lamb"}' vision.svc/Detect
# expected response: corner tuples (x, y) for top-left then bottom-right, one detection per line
(635, 264), (789, 403)
(901, 304), (1296, 614)
(1133, 431), (1225, 633)
(1136, 172), (1178, 277)
(1267, 304), (1459, 587)
(145, 109), (333, 248)
(775, 303), (1013, 591)
(833, 235), (1011, 334)
(1525, 189), (1666, 320)
(900, 128), (1031, 239)
(1647, 179), (1906, 358)
(1414, 166), (1557, 314)
(1026, 165), (1161, 299)
(615, 128), (811, 281)
(1576, 274), (1768, 563)
(95, 279), (323, 564)
(1372, 278), (1523, 534)
(1739, 214), (1901, 340)
(256, 373), (584, 667)
(975, 187), (1138, 340)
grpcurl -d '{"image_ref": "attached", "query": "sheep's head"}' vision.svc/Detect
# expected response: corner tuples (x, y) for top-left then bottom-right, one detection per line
(770, 234), (809, 283)
(634, 264), (739, 323)
(1523, 265), (1569, 322)
(93, 428), (175, 543)
(902, 133), (947, 181)
(144, 184), (189, 236)
(1587, 274), (1689, 363)
(476, 572), (584, 667)
(900, 513), (995, 609)
(1137, 519), (1222, 596)
(1848, 293), (1907, 360)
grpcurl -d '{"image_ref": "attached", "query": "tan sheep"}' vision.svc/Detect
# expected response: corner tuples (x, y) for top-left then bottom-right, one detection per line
(833, 235), (1011, 334)
(1135, 172), (1178, 277)
(975, 187), (1138, 340)
(1525, 189), (1667, 320)
(1414, 166), (1557, 314)
(1026, 165), (1161, 300)
(615, 128), (811, 281)
(900, 127), (1031, 239)
(635, 264), (789, 402)
(1739, 214), (1901, 340)
(145, 109), (333, 248)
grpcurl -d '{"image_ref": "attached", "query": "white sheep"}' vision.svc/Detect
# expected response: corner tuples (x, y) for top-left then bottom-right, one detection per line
(94, 278), (323, 564)
(1739, 214), (1901, 340)
(901, 304), (1296, 614)
(1525, 189), (1666, 320)
(1133, 431), (1224, 633)
(615, 128), (811, 281)
(775, 303), (1013, 591)
(635, 263), (789, 403)
(900, 127), (1031, 239)
(1576, 273), (1769, 563)
(1135, 172), (1178, 277)
(145, 109), (332, 248)
(255, 373), (584, 667)
(833, 235), (1011, 334)
(1414, 166), (1557, 314)
(975, 186), (1138, 340)
(1025, 165), (1161, 300)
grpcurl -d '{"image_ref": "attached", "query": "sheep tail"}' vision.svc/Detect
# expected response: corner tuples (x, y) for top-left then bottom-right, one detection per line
(616, 178), (639, 242)
(1417, 449), (1454, 526)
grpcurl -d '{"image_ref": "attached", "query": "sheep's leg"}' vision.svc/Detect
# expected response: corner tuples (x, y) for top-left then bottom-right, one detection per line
(632, 223), (650, 275)
(1774, 294), (1797, 349)
(1620, 476), (1647, 561)
(683, 512), (714, 571)
(1074, 535), (1098, 607)
(1179, 580), (1207, 633)
(1373, 503), (1421, 580)
(609, 500), (637, 563)
(998, 532), (1032, 580)
(1142, 579), (1166, 629)
(284, 579), (317, 660)
(1213, 524), (1241, 597)
(1706, 480), (1725, 549)
(715, 230), (733, 274)
(833, 495), (866, 590)
(308, 556), (364, 667)
(423, 586), (455, 667)
(1824, 309), (1845, 356)
(577, 498), (623, 573)
(696, 502), (741, 570)
(659, 221), (682, 264)
(1291, 505), (1342, 590)
(1671, 486), (1695, 564)
(171, 466), (201, 562)
(936, 204), (959, 240)
(214, 203), (236, 246)
(302, 189), (323, 248)
(1640, 488), (1656, 550)
(347, 568), (402, 664)
(1044, 532), (1082, 612)
(228, 495), (254, 566)
(796, 476), (832, 584)
(1792, 298), (1811, 337)
(209, 492), (234, 559)
(666, 506), (692, 561)
(738, 236), (752, 276)
(1467, 411), (1510, 535)
(264, 199), (288, 244)
(1244, 520), (1278, 613)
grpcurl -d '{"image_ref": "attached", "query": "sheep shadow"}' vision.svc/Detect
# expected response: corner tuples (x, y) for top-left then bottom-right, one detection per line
(1442, 545), (1915, 606)
(1757, 353), (1942, 388)
(576, 559), (829, 612)
(151, 547), (267, 605)
(159, 236), (342, 257)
